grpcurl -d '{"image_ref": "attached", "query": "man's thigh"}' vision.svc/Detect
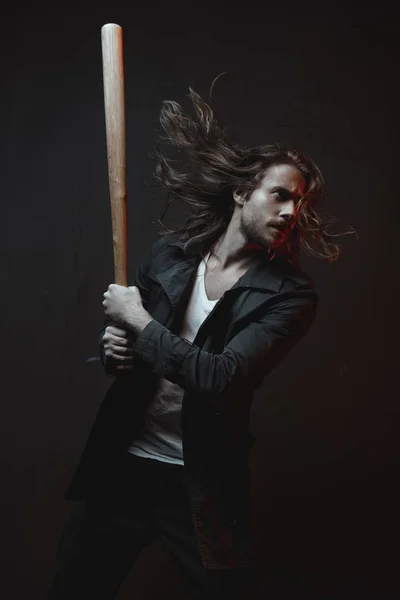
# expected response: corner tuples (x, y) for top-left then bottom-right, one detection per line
(46, 463), (158, 599)
(152, 461), (255, 599)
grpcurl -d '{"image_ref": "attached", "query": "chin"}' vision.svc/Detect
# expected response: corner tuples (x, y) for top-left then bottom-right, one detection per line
(245, 241), (267, 251)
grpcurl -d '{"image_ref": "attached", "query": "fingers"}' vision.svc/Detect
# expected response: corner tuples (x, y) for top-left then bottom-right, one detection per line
(102, 325), (134, 372)
(103, 341), (133, 360)
(104, 345), (133, 358)
(103, 327), (133, 348)
(105, 325), (130, 338)
(115, 347), (133, 357)
(108, 333), (132, 348)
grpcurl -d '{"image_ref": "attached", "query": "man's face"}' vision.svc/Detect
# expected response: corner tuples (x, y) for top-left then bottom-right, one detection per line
(238, 163), (306, 249)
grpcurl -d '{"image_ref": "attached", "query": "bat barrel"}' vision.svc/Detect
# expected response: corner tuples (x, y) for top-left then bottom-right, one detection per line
(101, 23), (128, 286)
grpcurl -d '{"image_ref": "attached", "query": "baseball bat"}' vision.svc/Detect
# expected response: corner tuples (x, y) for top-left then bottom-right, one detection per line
(101, 23), (128, 286)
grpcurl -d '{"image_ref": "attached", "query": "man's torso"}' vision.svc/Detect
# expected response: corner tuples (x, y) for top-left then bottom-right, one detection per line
(203, 256), (249, 301)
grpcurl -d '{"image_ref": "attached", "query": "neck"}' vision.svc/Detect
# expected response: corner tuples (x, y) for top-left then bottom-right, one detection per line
(211, 228), (268, 271)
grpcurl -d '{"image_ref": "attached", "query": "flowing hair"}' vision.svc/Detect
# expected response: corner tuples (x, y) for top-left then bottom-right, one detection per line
(153, 82), (353, 263)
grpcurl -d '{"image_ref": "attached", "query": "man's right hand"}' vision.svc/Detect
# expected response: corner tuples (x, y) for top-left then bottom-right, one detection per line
(102, 325), (134, 371)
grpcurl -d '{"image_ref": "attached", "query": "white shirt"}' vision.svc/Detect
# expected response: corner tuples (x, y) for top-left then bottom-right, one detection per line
(128, 253), (219, 464)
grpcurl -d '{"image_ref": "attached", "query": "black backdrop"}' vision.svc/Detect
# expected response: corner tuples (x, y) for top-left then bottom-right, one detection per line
(1, 1), (398, 598)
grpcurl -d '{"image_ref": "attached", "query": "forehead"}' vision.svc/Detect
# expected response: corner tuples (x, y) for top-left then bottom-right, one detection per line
(259, 163), (306, 195)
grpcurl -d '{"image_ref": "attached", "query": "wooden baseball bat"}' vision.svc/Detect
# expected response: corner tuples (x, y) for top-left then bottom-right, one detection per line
(101, 23), (128, 286)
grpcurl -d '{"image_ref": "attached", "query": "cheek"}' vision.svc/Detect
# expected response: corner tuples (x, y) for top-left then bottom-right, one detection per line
(245, 196), (274, 224)
(250, 196), (268, 216)
(259, 203), (277, 223)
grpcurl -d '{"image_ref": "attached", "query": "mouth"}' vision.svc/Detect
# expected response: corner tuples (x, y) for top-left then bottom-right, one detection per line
(270, 225), (289, 235)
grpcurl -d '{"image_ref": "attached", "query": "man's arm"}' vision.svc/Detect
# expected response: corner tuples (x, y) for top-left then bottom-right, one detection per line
(130, 288), (317, 395)
(99, 236), (164, 372)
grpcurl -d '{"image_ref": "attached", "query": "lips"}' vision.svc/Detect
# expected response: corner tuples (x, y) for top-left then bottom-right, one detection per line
(271, 224), (288, 234)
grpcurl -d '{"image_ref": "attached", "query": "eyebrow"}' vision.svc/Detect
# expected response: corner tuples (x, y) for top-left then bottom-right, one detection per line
(272, 186), (302, 202)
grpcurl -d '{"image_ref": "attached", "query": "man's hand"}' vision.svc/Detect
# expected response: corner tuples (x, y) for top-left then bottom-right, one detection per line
(102, 325), (134, 371)
(102, 284), (143, 325)
(102, 284), (153, 335)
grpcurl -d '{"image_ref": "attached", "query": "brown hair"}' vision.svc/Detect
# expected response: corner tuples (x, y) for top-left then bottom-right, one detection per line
(153, 85), (351, 263)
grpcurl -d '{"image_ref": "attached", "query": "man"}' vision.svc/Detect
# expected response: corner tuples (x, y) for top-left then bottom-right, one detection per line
(46, 88), (340, 599)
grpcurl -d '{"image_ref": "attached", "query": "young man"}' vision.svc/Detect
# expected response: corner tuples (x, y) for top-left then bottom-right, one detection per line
(47, 89), (340, 599)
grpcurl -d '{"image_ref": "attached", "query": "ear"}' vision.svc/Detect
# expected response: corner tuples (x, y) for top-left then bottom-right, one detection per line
(233, 188), (246, 206)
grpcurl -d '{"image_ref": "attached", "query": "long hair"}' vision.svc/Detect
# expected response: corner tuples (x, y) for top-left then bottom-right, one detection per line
(153, 84), (351, 263)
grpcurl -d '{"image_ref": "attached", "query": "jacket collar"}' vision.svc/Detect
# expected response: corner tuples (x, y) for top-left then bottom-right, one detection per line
(163, 237), (308, 295)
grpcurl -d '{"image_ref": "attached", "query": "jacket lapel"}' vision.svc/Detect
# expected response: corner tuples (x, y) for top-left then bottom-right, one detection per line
(155, 256), (200, 310)
(153, 238), (304, 332)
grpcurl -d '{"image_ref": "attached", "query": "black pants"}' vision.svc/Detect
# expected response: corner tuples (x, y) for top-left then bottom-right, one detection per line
(46, 453), (254, 599)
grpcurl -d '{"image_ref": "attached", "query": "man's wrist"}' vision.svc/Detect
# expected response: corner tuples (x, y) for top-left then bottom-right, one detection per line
(125, 309), (153, 336)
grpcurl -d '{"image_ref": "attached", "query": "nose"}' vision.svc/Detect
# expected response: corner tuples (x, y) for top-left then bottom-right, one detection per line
(279, 200), (296, 222)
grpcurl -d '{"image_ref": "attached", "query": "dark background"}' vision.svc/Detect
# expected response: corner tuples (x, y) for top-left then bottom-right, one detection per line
(1, 1), (398, 598)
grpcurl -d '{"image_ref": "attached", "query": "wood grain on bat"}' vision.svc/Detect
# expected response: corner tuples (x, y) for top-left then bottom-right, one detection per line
(101, 23), (127, 286)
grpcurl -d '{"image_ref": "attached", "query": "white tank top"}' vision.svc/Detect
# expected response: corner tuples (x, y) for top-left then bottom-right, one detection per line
(128, 253), (219, 464)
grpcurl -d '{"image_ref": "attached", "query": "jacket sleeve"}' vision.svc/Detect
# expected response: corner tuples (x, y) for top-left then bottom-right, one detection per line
(99, 236), (165, 373)
(131, 288), (317, 394)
